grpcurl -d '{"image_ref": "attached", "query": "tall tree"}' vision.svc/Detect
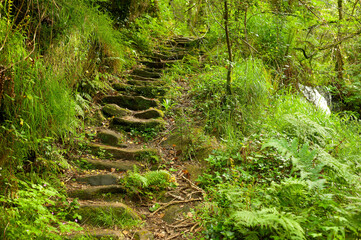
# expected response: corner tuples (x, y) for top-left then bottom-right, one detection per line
(224, 0), (233, 95)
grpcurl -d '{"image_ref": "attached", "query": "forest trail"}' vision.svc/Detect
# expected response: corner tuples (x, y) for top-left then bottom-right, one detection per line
(63, 37), (205, 240)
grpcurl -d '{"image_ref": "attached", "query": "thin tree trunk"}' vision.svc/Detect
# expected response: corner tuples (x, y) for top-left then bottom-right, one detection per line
(224, 0), (232, 95)
(335, 0), (344, 82)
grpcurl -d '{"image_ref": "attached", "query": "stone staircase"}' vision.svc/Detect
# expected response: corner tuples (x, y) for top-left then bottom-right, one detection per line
(65, 37), (203, 239)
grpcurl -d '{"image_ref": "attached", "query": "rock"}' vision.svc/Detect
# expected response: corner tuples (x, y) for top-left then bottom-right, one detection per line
(89, 143), (158, 161)
(127, 79), (164, 87)
(86, 159), (143, 171)
(102, 104), (131, 118)
(77, 174), (119, 186)
(162, 204), (191, 224)
(102, 95), (160, 111)
(77, 202), (142, 226)
(97, 129), (124, 146)
(68, 185), (126, 200)
(67, 228), (125, 240)
(134, 230), (154, 240)
(112, 83), (166, 98)
(110, 116), (166, 131)
(134, 108), (164, 119)
(184, 163), (208, 182)
(139, 60), (176, 69)
(132, 69), (161, 78)
(151, 52), (185, 60)
(128, 75), (159, 82)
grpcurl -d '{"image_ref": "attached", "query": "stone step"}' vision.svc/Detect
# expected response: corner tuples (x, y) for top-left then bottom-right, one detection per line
(133, 108), (164, 119)
(66, 227), (125, 240)
(102, 104), (131, 118)
(77, 201), (142, 226)
(139, 60), (176, 69)
(68, 185), (126, 200)
(102, 95), (160, 111)
(102, 104), (163, 120)
(110, 116), (166, 132)
(112, 83), (166, 98)
(96, 128), (125, 147)
(76, 174), (120, 186)
(86, 158), (143, 171)
(89, 143), (158, 160)
(152, 52), (185, 60)
(128, 74), (160, 81)
(127, 79), (165, 87)
(132, 69), (161, 78)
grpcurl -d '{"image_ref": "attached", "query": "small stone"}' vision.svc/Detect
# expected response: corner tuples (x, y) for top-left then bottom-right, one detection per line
(134, 230), (154, 240)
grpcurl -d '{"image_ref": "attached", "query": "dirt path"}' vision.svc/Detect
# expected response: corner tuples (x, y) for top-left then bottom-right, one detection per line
(63, 37), (206, 240)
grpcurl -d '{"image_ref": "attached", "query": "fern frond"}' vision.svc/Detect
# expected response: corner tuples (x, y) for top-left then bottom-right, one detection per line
(231, 208), (305, 240)
(263, 138), (325, 188)
(318, 149), (357, 185)
(282, 113), (334, 146)
(127, 172), (148, 188)
(144, 170), (172, 186)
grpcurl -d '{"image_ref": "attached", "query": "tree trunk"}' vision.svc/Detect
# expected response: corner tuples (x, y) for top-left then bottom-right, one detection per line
(224, 0), (233, 95)
(335, 0), (344, 82)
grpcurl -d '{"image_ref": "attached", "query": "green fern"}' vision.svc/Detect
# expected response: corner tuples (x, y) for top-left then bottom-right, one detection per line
(144, 170), (172, 186)
(231, 208), (305, 240)
(281, 113), (333, 146)
(262, 138), (325, 187)
(126, 171), (148, 188)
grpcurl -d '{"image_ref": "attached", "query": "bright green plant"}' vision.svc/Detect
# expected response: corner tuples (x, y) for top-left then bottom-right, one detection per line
(0, 180), (81, 240)
(77, 207), (140, 229)
(121, 168), (175, 196)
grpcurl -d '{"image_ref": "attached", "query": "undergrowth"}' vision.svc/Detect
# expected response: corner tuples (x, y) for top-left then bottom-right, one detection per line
(196, 90), (361, 239)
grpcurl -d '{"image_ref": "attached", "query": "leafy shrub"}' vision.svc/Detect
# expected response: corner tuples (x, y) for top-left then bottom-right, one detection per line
(0, 180), (81, 240)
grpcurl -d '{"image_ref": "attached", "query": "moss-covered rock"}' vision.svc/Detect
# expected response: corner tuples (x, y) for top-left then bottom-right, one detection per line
(134, 108), (164, 119)
(127, 79), (164, 87)
(110, 116), (166, 131)
(86, 159), (143, 171)
(139, 60), (176, 69)
(112, 83), (166, 98)
(134, 230), (154, 240)
(89, 143), (158, 160)
(102, 95), (160, 111)
(97, 129), (124, 146)
(68, 185), (126, 200)
(102, 104), (131, 118)
(77, 202), (141, 227)
(77, 174), (119, 186)
(68, 229), (126, 240)
(132, 69), (161, 78)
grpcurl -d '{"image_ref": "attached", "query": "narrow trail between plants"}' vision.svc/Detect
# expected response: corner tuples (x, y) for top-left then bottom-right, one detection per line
(62, 37), (206, 240)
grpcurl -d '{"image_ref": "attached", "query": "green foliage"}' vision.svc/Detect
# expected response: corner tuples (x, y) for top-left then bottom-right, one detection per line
(121, 168), (174, 196)
(0, 180), (81, 239)
(77, 207), (140, 229)
(231, 208), (305, 240)
(191, 58), (270, 137)
(247, 13), (296, 66)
